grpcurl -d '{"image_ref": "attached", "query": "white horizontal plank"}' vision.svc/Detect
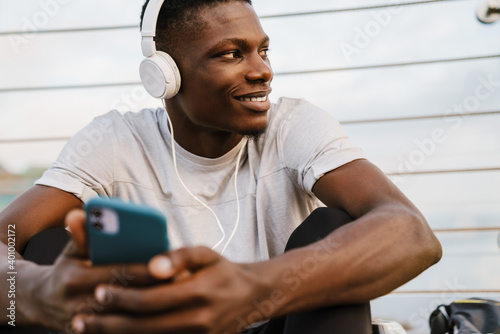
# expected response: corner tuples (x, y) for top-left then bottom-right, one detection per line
(0, 0), (144, 32)
(405, 232), (500, 289)
(0, 140), (66, 174)
(388, 170), (500, 229)
(0, 29), (144, 88)
(254, 0), (430, 17)
(344, 114), (500, 173)
(271, 58), (500, 121)
(261, 0), (500, 71)
(0, 85), (159, 140)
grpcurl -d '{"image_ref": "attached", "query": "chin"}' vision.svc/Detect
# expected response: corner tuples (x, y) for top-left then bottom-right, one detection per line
(241, 127), (267, 141)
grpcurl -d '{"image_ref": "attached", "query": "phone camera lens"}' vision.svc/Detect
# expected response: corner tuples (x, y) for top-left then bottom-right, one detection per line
(92, 221), (104, 231)
(91, 209), (102, 218)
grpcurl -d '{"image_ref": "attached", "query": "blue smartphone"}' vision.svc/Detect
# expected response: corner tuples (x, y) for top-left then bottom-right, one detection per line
(85, 197), (169, 265)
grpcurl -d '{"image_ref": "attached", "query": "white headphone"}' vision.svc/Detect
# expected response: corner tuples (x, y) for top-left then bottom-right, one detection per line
(140, 0), (181, 99)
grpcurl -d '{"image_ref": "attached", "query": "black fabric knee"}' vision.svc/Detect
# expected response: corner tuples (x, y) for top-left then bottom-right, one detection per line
(22, 228), (70, 265)
(265, 207), (372, 334)
(283, 302), (372, 334)
(284, 207), (353, 252)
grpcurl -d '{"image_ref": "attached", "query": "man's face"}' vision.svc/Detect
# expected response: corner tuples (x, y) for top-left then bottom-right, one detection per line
(170, 1), (273, 137)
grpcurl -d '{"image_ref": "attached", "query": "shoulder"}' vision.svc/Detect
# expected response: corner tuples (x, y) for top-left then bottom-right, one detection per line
(269, 97), (336, 126)
(268, 97), (343, 140)
(269, 97), (316, 123)
(96, 107), (164, 127)
(90, 107), (165, 138)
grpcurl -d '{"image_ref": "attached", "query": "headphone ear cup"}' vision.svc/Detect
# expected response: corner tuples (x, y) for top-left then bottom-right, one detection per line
(139, 51), (181, 99)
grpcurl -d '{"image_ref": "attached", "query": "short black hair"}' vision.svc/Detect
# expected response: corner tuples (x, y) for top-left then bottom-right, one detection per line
(140, 0), (252, 56)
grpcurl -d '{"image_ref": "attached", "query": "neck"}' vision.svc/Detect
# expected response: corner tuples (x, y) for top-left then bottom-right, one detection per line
(163, 101), (244, 159)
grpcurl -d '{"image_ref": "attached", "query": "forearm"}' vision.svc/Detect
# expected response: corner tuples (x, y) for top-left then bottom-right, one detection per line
(258, 205), (441, 318)
(0, 185), (83, 253)
(1, 242), (43, 326)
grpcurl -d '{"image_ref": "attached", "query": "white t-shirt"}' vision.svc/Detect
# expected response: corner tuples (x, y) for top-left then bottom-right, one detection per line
(36, 97), (364, 263)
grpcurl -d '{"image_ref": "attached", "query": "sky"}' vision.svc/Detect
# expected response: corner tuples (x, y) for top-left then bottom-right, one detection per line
(0, 0), (499, 332)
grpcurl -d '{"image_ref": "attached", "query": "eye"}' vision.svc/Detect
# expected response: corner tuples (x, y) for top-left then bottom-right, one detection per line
(220, 51), (241, 59)
(259, 48), (270, 59)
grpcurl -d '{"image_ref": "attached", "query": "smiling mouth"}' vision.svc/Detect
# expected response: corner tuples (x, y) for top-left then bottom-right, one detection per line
(236, 96), (268, 102)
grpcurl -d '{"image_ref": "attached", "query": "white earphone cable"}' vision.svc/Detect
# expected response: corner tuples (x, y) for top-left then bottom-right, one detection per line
(221, 141), (245, 254)
(162, 100), (245, 254)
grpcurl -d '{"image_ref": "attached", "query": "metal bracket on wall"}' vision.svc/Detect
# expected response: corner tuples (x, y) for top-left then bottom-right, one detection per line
(477, 0), (500, 23)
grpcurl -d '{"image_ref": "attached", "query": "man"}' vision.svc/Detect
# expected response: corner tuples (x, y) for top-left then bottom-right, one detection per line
(0, 0), (442, 333)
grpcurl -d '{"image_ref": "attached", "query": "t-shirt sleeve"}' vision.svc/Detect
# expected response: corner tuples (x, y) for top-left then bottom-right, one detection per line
(35, 112), (117, 203)
(277, 98), (365, 196)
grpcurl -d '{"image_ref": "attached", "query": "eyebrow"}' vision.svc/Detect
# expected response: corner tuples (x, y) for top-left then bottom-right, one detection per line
(209, 36), (270, 54)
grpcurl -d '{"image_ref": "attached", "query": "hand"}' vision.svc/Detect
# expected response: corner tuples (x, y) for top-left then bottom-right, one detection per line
(18, 210), (154, 331)
(71, 247), (274, 334)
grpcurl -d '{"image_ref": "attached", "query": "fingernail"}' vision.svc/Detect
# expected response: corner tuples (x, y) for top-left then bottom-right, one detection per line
(95, 286), (110, 304)
(72, 317), (85, 334)
(156, 256), (173, 273)
(149, 255), (173, 278)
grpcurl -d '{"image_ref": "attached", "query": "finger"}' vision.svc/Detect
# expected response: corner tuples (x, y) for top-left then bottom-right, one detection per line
(148, 255), (191, 282)
(148, 246), (221, 280)
(148, 255), (174, 280)
(55, 237), (157, 288)
(63, 209), (158, 287)
(52, 257), (157, 296)
(72, 310), (211, 334)
(87, 247), (224, 313)
(171, 246), (222, 271)
(94, 277), (208, 313)
(65, 209), (88, 258)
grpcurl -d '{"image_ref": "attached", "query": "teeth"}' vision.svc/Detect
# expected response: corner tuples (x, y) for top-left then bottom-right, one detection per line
(238, 96), (268, 102)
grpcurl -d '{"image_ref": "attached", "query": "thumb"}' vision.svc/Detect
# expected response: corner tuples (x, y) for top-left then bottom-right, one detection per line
(148, 246), (221, 280)
(64, 209), (89, 258)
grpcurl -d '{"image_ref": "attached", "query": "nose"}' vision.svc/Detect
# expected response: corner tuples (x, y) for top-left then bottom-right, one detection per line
(245, 54), (273, 83)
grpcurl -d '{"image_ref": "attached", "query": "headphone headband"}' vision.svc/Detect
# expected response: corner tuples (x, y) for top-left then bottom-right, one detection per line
(139, 0), (181, 99)
(141, 0), (165, 57)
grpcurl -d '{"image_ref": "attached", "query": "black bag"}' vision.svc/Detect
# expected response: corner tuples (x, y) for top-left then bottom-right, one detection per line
(429, 298), (500, 334)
